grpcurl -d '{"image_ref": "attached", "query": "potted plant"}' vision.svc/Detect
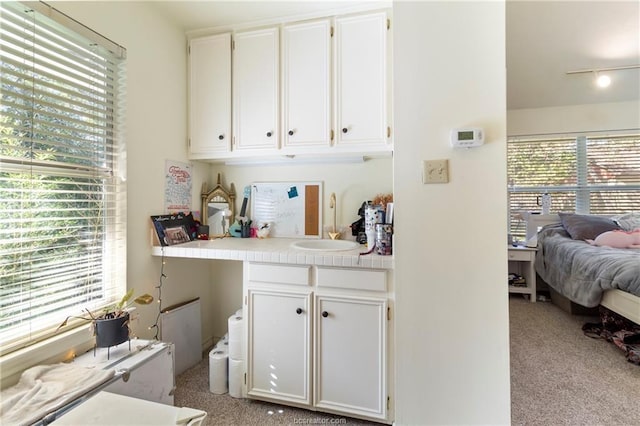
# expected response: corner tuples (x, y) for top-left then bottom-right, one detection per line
(57, 289), (154, 348)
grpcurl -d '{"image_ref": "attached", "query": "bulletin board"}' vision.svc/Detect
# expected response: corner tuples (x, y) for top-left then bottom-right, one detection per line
(251, 182), (322, 238)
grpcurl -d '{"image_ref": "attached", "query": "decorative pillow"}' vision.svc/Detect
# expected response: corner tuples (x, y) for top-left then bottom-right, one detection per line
(587, 229), (640, 249)
(558, 212), (621, 240)
(612, 212), (640, 232)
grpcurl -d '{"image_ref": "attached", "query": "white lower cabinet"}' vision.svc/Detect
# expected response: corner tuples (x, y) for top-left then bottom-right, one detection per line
(247, 288), (312, 405)
(244, 262), (390, 423)
(314, 295), (387, 419)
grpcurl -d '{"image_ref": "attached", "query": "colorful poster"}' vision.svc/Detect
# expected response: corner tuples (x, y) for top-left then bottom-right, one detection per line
(165, 160), (192, 212)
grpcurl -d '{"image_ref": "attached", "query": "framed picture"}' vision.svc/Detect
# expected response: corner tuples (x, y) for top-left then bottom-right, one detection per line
(151, 212), (197, 246)
(163, 226), (191, 245)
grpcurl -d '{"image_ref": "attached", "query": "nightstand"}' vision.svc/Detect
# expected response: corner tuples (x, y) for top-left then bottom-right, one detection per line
(508, 246), (537, 302)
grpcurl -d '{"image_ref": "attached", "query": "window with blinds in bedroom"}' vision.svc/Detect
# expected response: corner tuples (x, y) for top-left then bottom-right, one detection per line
(0, 1), (127, 354)
(507, 133), (640, 238)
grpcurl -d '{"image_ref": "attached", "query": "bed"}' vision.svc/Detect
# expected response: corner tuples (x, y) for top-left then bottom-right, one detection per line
(527, 213), (640, 325)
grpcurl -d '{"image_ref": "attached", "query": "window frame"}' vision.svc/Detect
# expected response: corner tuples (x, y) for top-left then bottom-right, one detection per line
(0, 1), (127, 357)
(507, 132), (640, 238)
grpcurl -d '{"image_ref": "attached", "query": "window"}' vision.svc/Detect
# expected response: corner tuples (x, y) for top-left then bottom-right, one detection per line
(507, 133), (640, 238)
(0, 1), (126, 354)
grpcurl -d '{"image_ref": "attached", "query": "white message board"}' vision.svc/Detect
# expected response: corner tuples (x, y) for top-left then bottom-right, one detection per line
(251, 182), (322, 238)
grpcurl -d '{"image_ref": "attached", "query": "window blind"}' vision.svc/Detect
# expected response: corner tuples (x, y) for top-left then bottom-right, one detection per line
(0, 1), (127, 354)
(507, 134), (640, 238)
(585, 135), (640, 214)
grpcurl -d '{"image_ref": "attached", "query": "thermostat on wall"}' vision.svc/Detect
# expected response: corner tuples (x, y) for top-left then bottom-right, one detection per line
(450, 128), (484, 148)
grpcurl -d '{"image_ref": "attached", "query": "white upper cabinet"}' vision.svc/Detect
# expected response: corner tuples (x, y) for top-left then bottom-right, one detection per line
(233, 27), (279, 152)
(188, 33), (231, 157)
(334, 12), (389, 150)
(187, 10), (392, 161)
(282, 19), (332, 151)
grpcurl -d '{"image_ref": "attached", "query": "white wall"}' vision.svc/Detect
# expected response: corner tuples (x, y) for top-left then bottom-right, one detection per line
(393, 2), (510, 424)
(53, 2), (214, 343)
(508, 100), (640, 136)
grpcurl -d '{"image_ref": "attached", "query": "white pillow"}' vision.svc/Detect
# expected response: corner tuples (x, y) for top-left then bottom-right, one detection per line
(613, 212), (640, 231)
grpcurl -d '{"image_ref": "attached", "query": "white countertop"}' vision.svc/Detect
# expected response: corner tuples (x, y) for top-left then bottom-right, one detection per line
(151, 237), (394, 270)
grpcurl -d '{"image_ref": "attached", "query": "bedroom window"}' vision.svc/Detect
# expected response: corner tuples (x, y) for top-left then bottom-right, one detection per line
(507, 133), (640, 237)
(0, 1), (127, 354)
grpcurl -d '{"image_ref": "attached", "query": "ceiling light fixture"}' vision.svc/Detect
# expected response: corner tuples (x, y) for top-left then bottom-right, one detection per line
(566, 64), (640, 89)
(595, 72), (611, 88)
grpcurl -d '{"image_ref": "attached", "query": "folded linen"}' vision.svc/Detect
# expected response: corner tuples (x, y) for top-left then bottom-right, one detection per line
(1, 363), (115, 426)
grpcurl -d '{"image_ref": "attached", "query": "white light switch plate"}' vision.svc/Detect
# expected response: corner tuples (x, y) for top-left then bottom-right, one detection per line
(422, 159), (449, 184)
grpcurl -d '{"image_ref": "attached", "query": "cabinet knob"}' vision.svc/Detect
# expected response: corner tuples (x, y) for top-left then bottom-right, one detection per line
(321, 311), (329, 318)
(288, 130), (294, 136)
(218, 134), (224, 140)
(342, 127), (348, 134)
(266, 131), (272, 137)
(296, 308), (303, 315)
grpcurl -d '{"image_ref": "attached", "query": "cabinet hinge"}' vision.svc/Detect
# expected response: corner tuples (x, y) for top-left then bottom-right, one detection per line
(187, 138), (191, 148)
(232, 39), (235, 50)
(387, 306), (391, 321)
(330, 26), (334, 37)
(387, 19), (391, 30)
(387, 396), (390, 410)
(244, 373), (247, 385)
(330, 129), (334, 141)
(387, 126), (391, 138)
(187, 45), (190, 55)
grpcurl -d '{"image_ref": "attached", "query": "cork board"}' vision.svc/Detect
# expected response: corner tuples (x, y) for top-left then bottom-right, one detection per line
(251, 182), (322, 238)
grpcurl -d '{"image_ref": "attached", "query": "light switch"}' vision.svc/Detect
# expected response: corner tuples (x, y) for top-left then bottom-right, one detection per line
(422, 159), (449, 184)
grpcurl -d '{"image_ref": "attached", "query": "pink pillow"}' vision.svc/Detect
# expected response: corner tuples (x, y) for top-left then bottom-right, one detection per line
(587, 229), (640, 249)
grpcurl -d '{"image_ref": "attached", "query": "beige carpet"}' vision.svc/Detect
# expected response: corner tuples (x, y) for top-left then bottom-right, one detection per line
(174, 358), (377, 425)
(510, 295), (640, 426)
(175, 297), (640, 425)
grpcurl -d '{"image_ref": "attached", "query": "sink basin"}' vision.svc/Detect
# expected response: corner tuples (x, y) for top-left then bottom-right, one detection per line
(290, 239), (359, 252)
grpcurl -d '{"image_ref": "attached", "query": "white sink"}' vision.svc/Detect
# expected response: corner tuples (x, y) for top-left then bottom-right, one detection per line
(290, 239), (359, 252)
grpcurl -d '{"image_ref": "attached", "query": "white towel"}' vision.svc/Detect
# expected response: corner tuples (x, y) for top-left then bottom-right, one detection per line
(1, 363), (115, 426)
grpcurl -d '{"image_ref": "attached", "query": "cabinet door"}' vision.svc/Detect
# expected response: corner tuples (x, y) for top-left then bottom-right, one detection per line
(282, 20), (331, 151)
(247, 288), (311, 405)
(233, 28), (279, 152)
(314, 295), (387, 420)
(334, 12), (389, 149)
(188, 33), (231, 156)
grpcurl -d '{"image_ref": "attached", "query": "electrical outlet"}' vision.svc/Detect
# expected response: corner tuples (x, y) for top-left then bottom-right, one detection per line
(422, 159), (449, 184)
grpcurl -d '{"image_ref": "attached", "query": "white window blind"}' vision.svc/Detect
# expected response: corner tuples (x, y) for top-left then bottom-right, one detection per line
(507, 133), (640, 238)
(0, 1), (127, 354)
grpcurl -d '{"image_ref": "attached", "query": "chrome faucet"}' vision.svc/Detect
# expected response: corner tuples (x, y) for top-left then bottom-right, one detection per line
(329, 193), (340, 240)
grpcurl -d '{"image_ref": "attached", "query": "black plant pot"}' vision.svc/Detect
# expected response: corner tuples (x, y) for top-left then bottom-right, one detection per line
(94, 313), (130, 348)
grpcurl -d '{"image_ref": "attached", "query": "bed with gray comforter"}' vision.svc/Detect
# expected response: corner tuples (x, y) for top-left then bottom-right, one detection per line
(535, 224), (640, 308)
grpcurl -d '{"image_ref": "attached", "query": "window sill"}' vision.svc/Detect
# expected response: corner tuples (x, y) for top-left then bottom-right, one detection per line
(0, 325), (94, 390)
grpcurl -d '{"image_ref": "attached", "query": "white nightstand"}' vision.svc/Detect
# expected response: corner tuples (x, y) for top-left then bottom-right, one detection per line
(508, 246), (537, 302)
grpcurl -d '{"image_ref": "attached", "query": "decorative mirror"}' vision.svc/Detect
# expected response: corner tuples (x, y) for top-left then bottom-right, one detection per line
(201, 174), (236, 237)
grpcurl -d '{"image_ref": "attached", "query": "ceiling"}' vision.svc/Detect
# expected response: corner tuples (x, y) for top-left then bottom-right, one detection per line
(150, 1), (640, 110)
(506, 1), (639, 110)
